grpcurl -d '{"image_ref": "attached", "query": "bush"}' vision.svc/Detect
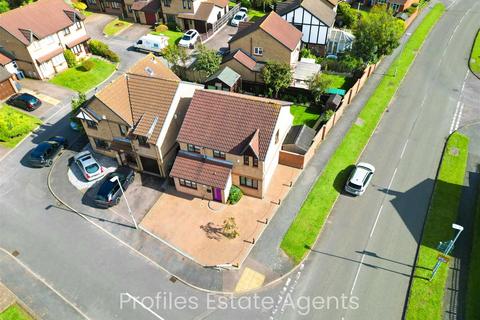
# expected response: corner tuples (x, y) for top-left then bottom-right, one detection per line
(104, 49), (119, 63)
(88, 40), (120, 62)
(411, 2), (419, 7)
(240, 0), (251, 8)
(73, 1), (87, 10)
(166, 22), (180, 32)
(405, 6), (417, 15)
(228, 185), (243, 204)
(155, 24), (169, 33)
(64, 49), (77, 68)
(80, 59), (94, 71)
(319, 109), (335, 124)
(70, 92), (86, 131)
(300, 48), (316, 59)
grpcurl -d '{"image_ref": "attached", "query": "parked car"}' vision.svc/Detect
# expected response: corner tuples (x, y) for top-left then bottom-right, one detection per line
(178, 29), (199, 49)
(231, 11), (247, 26)
(134, 34), (169, 55)
(344, 162), (375, 196)
(239, 7), (248, 13)
(94, 166), (135, 208)
(74, 151), (104, 181)
(7, 93), (41, 111)
(29, 136), (68, 167)
(217, 47), (230, 57)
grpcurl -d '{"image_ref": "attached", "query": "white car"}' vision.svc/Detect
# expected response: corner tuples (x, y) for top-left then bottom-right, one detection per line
(239, 7), (248, 13)
(344, 162), (375, 196)
(178, 29), (199, 48)
(74, 151), (104, 181)
(231, 11), (247, 26)
(134, 34), (169, 55)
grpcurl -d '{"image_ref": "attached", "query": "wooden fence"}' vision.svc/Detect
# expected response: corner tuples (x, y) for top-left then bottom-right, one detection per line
(279, 61), (381, 169)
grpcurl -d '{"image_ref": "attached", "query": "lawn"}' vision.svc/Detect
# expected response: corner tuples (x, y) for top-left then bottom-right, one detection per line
(248, 8), (266, 22)
(467, 176), (480, 320)
(151, 30), (184, 46)
(290, 105), (322, 127)
(280, 3), (446, 264)
(406, 132), (469, 319)
(0, 304), (33, 320)
(469, 30), (480, 77)
(103, 19), (132, 37)
(0, 105), (42, 149)
(324, 73), (355, 91)
(49, 58), (116, 93)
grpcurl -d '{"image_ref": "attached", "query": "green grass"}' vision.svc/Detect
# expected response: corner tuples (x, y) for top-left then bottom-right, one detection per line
(103, 19), (132, 36)
(280, 3), (446, 264)
(467, 175), (480, 320)
(248, 8), (266, 22)
(49, 58), (116, 93)
(469, 30), (480, 77)
(151, 30), (184, 46)
(406, 132), (469, 319)
(324, 73), (355, 91)
(290, 105), (322, 127)
(0, 304), (33, 320)
(0, 105), (41, 149)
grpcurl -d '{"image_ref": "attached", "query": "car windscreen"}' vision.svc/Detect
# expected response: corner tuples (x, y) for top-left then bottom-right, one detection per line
(85, 163), (99, 174)
(182, 35), (191, 40)
(234, 14), (243, 19)
(347, 181), (362, 190)
(96, 180), (115, 200)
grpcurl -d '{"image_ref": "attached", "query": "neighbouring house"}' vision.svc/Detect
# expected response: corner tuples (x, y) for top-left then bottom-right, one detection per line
(85, 0), (128, 18)
(327, 28), (354, 55)
(368, 0), (418, 13)
(129, 0), (162, 24)
(282, 124), (316, 155)
(220, 48), (263, 83)
(275, 0), (338, 55)
(204, 66), (241, 92)
(0, 0), (90, 80)
(77, 54), (203, 177)
(0, 67), (18, 101)
(170, 89), (294, 203)
(0, 52), (23, 79)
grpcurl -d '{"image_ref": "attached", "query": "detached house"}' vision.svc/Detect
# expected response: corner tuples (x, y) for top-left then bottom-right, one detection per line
(0, 0), (90, 80)
(368, 0), (418, 13)
(170, 90), (293, 203)
(77, 54), (202, 177)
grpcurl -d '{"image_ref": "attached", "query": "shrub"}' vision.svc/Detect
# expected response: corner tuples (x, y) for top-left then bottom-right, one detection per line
(73, 1), (87, 10)
(240, 0), (251, 8)
(166, 22), (180, 32)
(405, 6), (417, 15)
(88, 40), (120, 62)
(80, 59), (94, 71)
(228, 185), (243, 204)
(155, 24), (169, 33)
(300, 48), (316, 59)
(104, 49), (119, 63)
(411, 2), (419, 7)
(319, 109), (335, 124)
(70, 92), (86, 131)
(222, 217), (239, 239)
(64, 49), (77, 68)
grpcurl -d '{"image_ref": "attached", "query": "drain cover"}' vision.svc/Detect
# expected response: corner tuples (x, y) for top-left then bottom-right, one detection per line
(169, 276), (177, 283)
(11, 250), (19, 257)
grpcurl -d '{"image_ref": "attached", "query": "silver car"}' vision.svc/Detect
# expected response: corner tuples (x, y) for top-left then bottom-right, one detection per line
(345, 162), (375, 196)
(231, 11), (247, 26)
(74, 151), (104, 181)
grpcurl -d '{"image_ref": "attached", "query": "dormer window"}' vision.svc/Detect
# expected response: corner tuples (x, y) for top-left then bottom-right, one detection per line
(138, 136), (150, 147)
(76, 21), (82, 30)
(63, 27), (71, 35)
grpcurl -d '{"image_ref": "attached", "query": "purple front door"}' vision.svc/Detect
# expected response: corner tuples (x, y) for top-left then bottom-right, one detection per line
(213, 188), (223, 202)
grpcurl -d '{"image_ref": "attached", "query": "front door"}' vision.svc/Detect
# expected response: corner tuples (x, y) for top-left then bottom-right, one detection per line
(213, 187), (223, 202)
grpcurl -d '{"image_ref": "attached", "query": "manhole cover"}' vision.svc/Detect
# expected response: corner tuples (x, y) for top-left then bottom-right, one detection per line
(449, 147), (459, 156)
(11, 250), (19, 257)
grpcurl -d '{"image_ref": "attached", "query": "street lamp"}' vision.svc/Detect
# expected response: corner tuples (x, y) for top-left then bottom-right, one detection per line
(430, 223), (463, 281)
(110, 176), (138, 229)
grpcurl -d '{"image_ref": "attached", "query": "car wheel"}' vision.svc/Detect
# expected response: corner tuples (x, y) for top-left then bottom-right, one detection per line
(128, 175), (134, 185)
(114, 197), (120, 205)
(46, 159), (53, 167)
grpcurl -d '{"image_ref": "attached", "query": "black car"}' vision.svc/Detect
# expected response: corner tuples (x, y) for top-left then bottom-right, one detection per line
(7, 93), (42, 111)
(29, 136), (68, 167)
(94, 166), (135, 208)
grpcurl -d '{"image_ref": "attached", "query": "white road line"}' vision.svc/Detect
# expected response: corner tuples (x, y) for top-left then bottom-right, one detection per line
(124, 293), (166, 320)
(387, 167), (397, 191)
(350, 253), (366, 295)
(400, 140), (409, 159)
(449, 101), (461, 133)
(370, 204), (384, 238)
(454, 103), (464, 131)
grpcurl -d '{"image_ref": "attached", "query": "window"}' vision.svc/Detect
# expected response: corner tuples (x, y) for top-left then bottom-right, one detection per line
(240, 176), (258, 189)
(182, 0), (191, 9)
(86, 120), (97, 129)
(213, 150), (226, 159)
(253, 47), (263, 56)
(94, 138), (109, 150)
(390, 3), (400, 11)
(51, 54), (65, 66)
(217, 11), (221, 20)
(275, 130), (279, 144)
(71, 44), (82, 54)
(253, 157), (258, 167)
(31, 41), (41, 50)
(112, 1), (120, 8)
(87, 0), (96, 4)
(163, 0), (171, 7)
(127, 5), (132, 12)
(138, 136), (150, 147)
(187, 144), (201, 153)
(63, 27), (71, 36)
(179, 178), (197, 189)
(119, 124), (128, 136)
(76, 21), (82, 30)
(44, 35), (56, 45)
(243, 155), (249, 165)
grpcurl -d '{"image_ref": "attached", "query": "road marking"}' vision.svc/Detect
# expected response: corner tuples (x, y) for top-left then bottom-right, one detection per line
(454, 103), (464, 131)
(370, 204), (384, 238)
(123, 293), (166, 320)
(400, 140), (409, 159)
(449, 101), (461, 134)
(350, 253), (366, 295)
(387, 167), (397, 191)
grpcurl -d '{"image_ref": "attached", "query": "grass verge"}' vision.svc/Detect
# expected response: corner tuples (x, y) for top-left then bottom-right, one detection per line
(469, 30), (480, 77)
(290, 105), (321, 127)
(0, 105), (42, 149)
(406, 132), (469, 319)
(49, 58), (116, 93)
(0, 304), (33, 320)
(280, 3), (446, 264)
(103, 19), (132, 36)
(466, 170), (480, 320)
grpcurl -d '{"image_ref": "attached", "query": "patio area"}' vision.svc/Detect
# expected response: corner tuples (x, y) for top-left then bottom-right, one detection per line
(140, 164), (302, 266)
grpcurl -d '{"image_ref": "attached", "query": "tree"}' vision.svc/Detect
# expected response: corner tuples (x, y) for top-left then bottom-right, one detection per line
(70, 92), (87, 132)
(337, 2), (358, 29)
(194, 44), (221, 77)
(0, 0), (10, 13)
(162, 44), (189, 78)
(261, 61), (293, 98)
(309, 73), (333, 105)
(222, 217), (239, 239)
(352, 7), (404, 63)
(64, 49), (77, 68)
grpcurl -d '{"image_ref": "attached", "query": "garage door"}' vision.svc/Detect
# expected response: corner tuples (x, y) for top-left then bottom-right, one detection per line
(145, 12), (157, 25)
(140, 156), (161, 175)
(0, 79), (15, 101)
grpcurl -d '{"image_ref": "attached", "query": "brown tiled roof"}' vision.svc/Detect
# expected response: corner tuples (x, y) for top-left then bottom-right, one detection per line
(131, 0), (161, 12)
(66, 34), (91, 48)
(178, 2), (215, 21)
(222, 49), (257, 71)
(229, 12), (301, 51)
(208, 0), (228, 7)
(170, 151), (232, 189)
(36, 47), (64, 64)
(276, 0), (336, 27)
(177, 90), (291, 160)
(0, 0), (85, 45)
(0, 53), (12, 65)
(96, 75), (133, 125)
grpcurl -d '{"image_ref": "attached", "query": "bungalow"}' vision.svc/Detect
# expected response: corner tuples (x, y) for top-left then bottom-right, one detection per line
(170, 89), (293, 202)
(0, 0), (90, 80)
(77, 54), (203, 177)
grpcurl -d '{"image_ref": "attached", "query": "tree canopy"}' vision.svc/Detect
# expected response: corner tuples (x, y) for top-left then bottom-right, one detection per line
(337, 2), (358, 29)
(193, 44), (221, 77)
(261, 61), (293, 98)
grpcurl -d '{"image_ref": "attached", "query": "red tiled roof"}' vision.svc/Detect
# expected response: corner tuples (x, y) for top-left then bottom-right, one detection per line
(170, 152), (232, 189)
(0, 0), (85, 45)
(0, 53), (12, 65)
(66, 34), (91, 48)
(177, 90), (291, 160)
(36, 47), (64, 64)
(222, 49), (257, 71)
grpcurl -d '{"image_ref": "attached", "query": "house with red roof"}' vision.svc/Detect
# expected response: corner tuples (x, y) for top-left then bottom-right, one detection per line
(0, 0), (90, 80)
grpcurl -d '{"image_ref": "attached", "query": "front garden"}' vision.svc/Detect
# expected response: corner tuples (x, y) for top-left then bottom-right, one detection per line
(103, 19), (132, 37)
(0, 304), (33, 320)
(0, 105), (41, 149)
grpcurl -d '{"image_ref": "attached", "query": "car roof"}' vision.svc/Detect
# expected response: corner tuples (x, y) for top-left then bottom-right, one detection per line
(18, 93), (37, 101)
(31, 141), (55, 156)
(350, 166), (370, 185)
(185, 29), (197, 35)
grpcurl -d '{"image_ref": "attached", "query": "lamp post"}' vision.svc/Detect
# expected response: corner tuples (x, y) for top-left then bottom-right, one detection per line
(110, 176), (138, 229)
(430, 223), (463, 281)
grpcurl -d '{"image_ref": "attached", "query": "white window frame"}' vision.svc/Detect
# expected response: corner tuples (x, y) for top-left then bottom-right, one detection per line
(51, 53), (65, 66)
(253, 47), (263, 56)
(112, 1), (120, 8)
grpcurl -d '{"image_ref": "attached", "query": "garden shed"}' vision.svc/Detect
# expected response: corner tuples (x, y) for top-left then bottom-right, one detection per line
(282, 125), (316, 155)
(204, 66), (241, 92)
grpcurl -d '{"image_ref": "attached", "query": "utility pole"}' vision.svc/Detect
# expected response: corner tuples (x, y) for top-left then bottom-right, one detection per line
(111, 176), (138, 229)
(430, 223), (463, 281)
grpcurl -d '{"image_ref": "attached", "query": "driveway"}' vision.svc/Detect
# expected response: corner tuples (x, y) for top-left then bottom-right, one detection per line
(204, 24), (238, 52)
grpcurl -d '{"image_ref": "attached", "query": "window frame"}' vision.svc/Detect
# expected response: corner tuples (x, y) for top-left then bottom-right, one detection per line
(253, 157), (258, 167)
(240, 176), (258, 189)
(213, 150), (226, 159)
(137, 136), (150, 148)
(86, 120), (97, 129)
(187, 144), (201, 153)
(94, 138), (109, 150)
(75, 21), (82, 30)
(179, 178), (197, 189)
(63, 27), (71, 36)
(243, 155), (249, 165)
(253, 47), (263, 56)
(119, 124), (128, 136)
